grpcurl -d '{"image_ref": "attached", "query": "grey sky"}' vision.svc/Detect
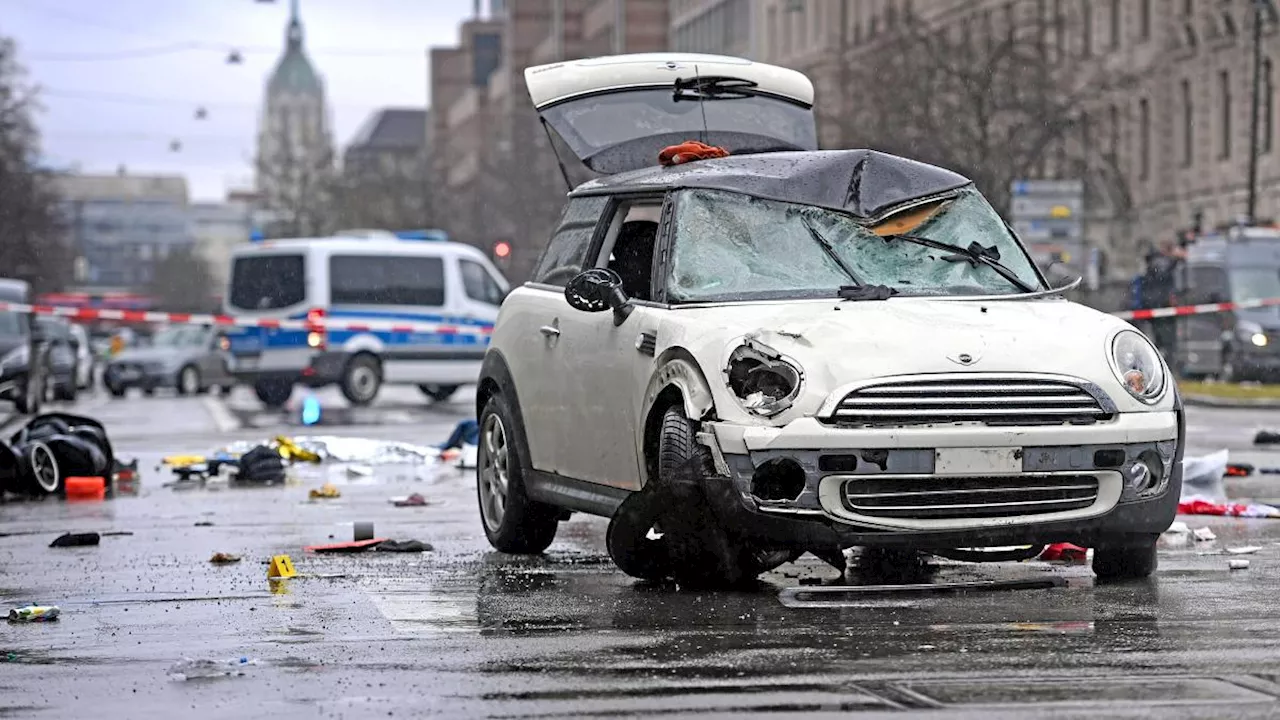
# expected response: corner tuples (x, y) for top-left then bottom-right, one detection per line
(3, 0), (474, 200)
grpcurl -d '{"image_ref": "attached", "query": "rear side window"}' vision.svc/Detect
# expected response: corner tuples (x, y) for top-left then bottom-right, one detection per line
(230, 254), (305, 311)
(330, 255), (445, 306)
(460, 260), (506, 306)
(531, 196), (608, 286)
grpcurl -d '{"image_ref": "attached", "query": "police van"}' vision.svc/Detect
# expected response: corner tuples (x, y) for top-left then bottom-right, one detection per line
(222, 231), (509, 408)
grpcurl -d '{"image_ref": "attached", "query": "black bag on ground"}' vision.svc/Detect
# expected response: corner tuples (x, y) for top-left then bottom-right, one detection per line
(237, 445), (286, 484)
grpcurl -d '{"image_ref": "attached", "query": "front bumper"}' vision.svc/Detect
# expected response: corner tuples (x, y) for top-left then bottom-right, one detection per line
(701, 410), (1183, 550)
(104, 364), (174, 389)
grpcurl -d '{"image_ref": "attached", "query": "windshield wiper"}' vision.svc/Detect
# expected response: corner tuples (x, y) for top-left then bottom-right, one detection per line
(799, 215), (862, 287)
(881, 233), (1037, 294)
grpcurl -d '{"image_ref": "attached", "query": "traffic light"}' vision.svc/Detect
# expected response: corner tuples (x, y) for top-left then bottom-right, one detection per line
(492, 240), (512, 266)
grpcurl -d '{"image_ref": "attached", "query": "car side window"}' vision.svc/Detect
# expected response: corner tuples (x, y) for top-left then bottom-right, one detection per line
(460, 260), (506, 306)
(530, 196), (608, 287)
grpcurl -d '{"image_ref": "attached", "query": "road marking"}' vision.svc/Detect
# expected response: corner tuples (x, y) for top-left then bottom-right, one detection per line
(202, 395), (240, 433)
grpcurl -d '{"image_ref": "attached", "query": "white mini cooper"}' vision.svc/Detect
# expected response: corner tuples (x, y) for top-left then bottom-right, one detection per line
(475, 53), (1183, 587)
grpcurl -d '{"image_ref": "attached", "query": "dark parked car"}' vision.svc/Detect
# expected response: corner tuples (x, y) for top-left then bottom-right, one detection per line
(0, 281), (74, 414)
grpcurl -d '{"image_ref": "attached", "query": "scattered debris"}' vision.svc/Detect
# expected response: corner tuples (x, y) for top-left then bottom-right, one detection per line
(1038, 543), (1088, 563)
(8, 605), (59, 623)
(267, 555), (297, 579)
(308, 483), (341, 499)
(1254, 430), (1280, 445)
(1165, 521), (1191, 535)
(1194, 527), (1218, 542)
(1227, 546), (1262, 555)
(353, 522), (374, 541)
(209, 552), (241, 564)
(305, 538), (386, 554)
(1182, 449), (1229, 501)
(1229, 559), (1251, 571)
(1180, 498), (1280, 518)
(49, 532), (101, 548)
(168, 657), (259, 681)
(392, 493), (428, 507)
(375, 539), (433, 553)
(194, 521), (214, 527)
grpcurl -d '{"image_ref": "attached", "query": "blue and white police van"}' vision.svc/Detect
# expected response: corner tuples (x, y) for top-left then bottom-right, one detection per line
(221, 230), (509, 408)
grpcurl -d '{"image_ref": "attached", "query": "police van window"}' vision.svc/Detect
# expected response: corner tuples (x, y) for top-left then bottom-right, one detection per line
(330, 255), (446, 306)
(230, 254), (305, 311)
(460, 260), (505, 305)
(531, 196), (608, 286)
(1188, 266), (1229, 303)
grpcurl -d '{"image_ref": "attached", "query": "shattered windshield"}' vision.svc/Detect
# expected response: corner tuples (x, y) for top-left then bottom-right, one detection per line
(667, 188), (1042, 302)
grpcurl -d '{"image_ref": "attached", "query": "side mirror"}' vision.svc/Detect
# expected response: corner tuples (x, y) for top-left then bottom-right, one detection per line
(565, 268), (633, 326)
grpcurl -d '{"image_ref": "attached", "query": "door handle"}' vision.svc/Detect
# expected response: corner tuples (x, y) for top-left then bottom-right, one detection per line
(539, 325), (560, 337)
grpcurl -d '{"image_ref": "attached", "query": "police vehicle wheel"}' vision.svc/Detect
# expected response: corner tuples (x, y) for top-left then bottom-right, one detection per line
(340, 354), (381, 406)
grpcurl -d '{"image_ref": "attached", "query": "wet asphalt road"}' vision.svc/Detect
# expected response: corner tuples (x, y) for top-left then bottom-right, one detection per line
(5, 389), (1280, 718)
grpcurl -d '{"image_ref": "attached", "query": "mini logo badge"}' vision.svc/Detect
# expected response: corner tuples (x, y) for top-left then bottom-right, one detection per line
(947, 350), (980, 366)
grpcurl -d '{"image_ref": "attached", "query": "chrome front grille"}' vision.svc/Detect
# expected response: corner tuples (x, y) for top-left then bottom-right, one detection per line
(842, 474), (1101, 520)
(826, 376), (1113, 426)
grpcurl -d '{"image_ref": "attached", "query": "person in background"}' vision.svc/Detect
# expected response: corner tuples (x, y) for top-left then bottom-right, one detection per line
(1141, 238), (1187, 359)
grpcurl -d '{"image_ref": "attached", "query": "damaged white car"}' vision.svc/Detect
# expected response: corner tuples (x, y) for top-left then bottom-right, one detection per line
(475, 53), (1183, 587)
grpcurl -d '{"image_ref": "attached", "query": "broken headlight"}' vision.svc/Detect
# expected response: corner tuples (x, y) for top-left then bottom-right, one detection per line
(1109, 330), (1166, 404)
(724, 338), (803, 417)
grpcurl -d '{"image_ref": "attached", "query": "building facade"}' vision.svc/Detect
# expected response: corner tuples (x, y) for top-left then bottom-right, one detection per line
(430, 0), (669, 283)
(255, 0), (334, 235)
(57, 173), (193, 290)
(341, 108), (432, 230)
(190, 199), (255, 293)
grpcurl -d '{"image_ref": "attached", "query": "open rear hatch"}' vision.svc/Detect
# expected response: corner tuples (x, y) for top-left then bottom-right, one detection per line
(525, 53), (818, 175)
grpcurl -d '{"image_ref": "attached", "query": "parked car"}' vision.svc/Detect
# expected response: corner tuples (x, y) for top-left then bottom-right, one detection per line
(68, 324), (96, 390)
(31, 317), (81, 403)
(0, 279), (42, 414)
(103, 325), (234, 397)
(473, 53), (1184, 588)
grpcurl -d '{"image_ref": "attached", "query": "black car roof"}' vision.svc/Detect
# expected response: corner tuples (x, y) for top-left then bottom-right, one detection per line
(569, 149), (973, 220)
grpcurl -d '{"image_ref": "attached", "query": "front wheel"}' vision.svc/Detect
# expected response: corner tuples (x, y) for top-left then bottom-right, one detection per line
(340, 354), (381, 406)
(176, 365), (201, 396)
(419, 384), (460, 402)
(1220, 348), (1245, 384)
(1093, 539), (1158, 582)
(476, 393), (559, 554)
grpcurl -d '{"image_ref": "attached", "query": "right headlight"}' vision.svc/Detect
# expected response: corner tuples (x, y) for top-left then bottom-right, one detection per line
(1109, 330), (1167, 404)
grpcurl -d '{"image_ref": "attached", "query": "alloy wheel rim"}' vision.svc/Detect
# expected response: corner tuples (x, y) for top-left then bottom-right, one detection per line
(31, 444), (59, 493)
(478, 414), (510, 532)
(182, 368), (199, 394)
(351, 366), (377, 400)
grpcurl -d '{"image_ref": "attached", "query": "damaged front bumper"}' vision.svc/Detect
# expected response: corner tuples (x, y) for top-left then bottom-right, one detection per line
(700, 410), (1183, 550)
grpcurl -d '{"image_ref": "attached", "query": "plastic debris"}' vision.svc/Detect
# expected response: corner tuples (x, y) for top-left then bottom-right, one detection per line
(8, 605), (59, 623)
(1179, 497), (1280, 518)
(1181, 449), (1229, 501)
(392, 493), (428, 507)
(375, 539), (433, 553)
(1038, 543), (1088, 563)
(1193, 527), (1218, 542)
(308, 483), (341, 499)
(1227, 546), (1262, 555)
(1229, 559), (1251, 570)
(209, 552), (241, 564)
(1165, 521), (1190, 535)
(168, 657), (259, 681)
(49, 532), (100, 548)
(1255, 430), (1280, 445)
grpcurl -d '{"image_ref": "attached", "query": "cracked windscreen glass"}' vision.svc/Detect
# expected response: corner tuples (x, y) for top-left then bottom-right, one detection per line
(667, 187), (1042, 302)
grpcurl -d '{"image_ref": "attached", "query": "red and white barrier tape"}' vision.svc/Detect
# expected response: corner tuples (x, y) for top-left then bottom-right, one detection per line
(4, 294), (1279, 331)
(0, 302), (492, 337)
(1112, 296), (1280, 321)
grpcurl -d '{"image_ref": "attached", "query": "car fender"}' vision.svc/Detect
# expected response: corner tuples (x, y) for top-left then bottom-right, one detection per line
(337, 332), (385, 356)
(635, 350), (718, 487)
(476, 349), (534, 470)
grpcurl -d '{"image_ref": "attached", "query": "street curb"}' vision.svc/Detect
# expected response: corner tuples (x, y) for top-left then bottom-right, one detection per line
(1182, 393), (1280, 409)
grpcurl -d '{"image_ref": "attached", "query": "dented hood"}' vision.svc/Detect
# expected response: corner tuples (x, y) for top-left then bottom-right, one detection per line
(660, 297), (1147, 417)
